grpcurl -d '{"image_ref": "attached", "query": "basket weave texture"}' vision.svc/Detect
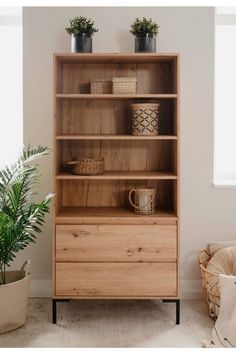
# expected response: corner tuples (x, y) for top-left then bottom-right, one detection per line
(198, 249), (220, 320)
(90, 80), (112, 94)
(68, 158), (104, 175)
(131, 103), (160, 136)
(112, 77), (137, 94)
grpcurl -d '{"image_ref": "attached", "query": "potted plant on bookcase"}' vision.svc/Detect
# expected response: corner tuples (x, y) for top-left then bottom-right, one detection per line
(65, 16), (99, 53)
(0, 145), (53, 334)
(130, 17), (160, 53)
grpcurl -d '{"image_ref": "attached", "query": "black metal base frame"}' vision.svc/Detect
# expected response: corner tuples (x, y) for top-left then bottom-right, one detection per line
(52, 299), (70, 324)
(162, 299), (180, 325)
(52, 298), (180, 325)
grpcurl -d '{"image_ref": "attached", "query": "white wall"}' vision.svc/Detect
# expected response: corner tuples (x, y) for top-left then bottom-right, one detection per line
(20, 6), (236, 298)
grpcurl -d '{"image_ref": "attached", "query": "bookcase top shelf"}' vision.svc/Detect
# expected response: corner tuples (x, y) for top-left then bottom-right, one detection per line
(54, 52), (179, 63)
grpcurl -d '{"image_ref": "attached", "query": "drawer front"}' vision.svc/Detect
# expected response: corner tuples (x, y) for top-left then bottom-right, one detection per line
(56, 224), (177, 262)
(56, 262), (177, 297)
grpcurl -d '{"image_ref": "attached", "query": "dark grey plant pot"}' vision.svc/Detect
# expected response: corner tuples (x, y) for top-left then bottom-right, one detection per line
(71, 34), (92, 53)
(135, 33), (156, 53)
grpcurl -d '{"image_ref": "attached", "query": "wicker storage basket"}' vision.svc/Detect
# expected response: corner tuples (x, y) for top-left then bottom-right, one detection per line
(90, 80), (112, 94)
(68, 158), (104, 175)
(112, 77), (137, 94)
(198, 249), (220, 320)
(131, 103), (160, 136)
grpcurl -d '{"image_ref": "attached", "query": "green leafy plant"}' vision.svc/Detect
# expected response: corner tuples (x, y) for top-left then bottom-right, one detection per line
(130, 17), (160, 36)
(0, 145), (53, 285)
(65, 16), (98, 36)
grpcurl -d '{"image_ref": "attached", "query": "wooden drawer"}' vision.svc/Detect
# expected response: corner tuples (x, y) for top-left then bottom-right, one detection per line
(56, 262), (177, 297)
(56, 224), (177, 262)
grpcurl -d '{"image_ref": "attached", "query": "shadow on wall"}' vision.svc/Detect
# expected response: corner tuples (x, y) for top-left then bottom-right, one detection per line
(116, 30), (133, 52)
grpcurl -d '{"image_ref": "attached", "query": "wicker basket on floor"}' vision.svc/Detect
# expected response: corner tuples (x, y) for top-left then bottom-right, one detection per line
(90, 80), (112, 94)
(68, 158), (104, 175)
(198, 249), (220, 320)
(112, 77), (137, 94)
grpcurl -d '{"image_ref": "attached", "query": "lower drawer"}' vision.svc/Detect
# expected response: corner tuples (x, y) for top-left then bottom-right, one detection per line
(55, 262), (177, 297)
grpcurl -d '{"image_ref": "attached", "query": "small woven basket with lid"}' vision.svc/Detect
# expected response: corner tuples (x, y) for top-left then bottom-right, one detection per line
(90, 80), (112, 94)
(112, 77), (137, 94)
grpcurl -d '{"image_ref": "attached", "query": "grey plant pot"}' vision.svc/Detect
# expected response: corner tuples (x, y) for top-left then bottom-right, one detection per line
(71, 34), (92, 53)
(0, 260), (31, 334)
(135, 33), (156, 53)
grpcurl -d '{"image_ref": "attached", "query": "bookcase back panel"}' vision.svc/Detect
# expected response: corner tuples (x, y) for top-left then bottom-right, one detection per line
(61, 179), (175, 210)
(60, 99), (176, 135)
(61, 62), (175, 94)
(61, 140), (176, 173)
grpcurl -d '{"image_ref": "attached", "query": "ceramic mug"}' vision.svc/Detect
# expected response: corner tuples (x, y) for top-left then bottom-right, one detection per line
(129, 187), (156, 215)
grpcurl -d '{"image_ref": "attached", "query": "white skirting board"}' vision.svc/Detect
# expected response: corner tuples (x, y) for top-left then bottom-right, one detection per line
(29, 279), (203, 300)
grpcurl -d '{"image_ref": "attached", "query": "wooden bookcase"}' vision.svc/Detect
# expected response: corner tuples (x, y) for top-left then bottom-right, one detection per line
(53, 53), (180, 324)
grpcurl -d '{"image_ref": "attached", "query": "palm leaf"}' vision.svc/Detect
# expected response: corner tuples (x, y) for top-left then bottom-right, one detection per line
(0, 145), (53, 284)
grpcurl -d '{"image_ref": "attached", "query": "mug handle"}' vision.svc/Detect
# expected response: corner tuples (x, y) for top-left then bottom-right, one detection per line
(129, 189), (141, 210)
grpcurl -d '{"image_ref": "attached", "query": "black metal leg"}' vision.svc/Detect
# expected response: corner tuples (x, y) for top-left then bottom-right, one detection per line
(52, 299), (70, 324)
(162, 299), (180, 325)
(176, 299), (180, 325)
(52, 299), (57, 324)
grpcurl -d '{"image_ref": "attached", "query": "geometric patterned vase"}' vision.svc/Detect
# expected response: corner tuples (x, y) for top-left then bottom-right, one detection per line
(131, 103), (160, 136)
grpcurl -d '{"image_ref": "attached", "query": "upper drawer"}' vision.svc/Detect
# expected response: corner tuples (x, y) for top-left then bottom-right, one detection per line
(56, 224), (177, 262)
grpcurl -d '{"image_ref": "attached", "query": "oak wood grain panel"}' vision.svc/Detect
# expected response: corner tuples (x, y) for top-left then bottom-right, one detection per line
(60, 99), (175, 136)
(61, 180), (174, 209)
(55, 207), (177, 225)
(57, 94), (177, 99)
(56, 135), (178, 140)
(61, 140), (175, 174)
(56, 262), (177, 297)
(61, 62), (175, 94)
(56, 224), (177, 262)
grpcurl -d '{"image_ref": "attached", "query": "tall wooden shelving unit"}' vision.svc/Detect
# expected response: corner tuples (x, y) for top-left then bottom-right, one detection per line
(53, 53), (180, 324)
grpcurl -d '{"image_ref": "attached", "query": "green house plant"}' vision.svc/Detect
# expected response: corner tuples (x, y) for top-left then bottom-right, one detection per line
(130, 17), (160, 53)
(65, 16), (98, 53)
(0, 145), (53, 334)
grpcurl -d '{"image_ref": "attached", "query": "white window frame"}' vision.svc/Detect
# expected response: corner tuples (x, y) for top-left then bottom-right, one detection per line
(214, 7), (236, 188)
(0, 7), (22, 169)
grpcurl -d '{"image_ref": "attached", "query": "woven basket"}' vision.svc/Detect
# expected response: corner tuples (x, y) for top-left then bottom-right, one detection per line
(198, 249), (220, 320)
(90, 80), (112, 94)
(68, 158), (104, 175)
(131, 103), (160, 136)
(112, 77), (137, 94)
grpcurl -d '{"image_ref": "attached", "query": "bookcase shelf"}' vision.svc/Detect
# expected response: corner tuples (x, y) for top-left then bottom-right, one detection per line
(56, 171), (178, 180)
(56, 94), (177, 100)
(55, 206), (177, 225)
(56, 135), (178, 140)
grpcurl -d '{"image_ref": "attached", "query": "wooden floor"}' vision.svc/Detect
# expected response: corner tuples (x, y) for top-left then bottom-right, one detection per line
(0, 299), (213, 348)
